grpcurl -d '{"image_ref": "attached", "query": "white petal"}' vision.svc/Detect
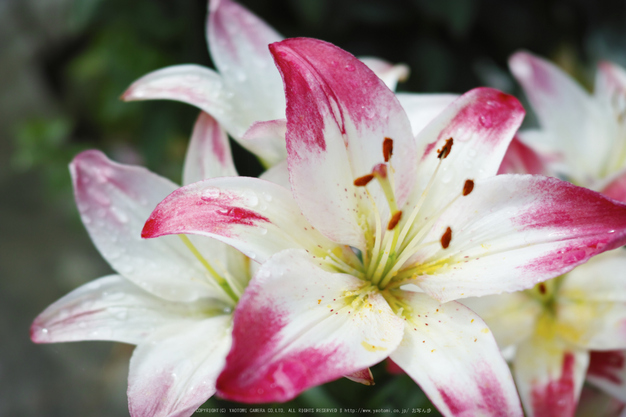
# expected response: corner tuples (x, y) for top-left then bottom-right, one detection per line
(514, 334), (588, 417)
(183, 111), (237, 185)
(239, 119), (287, 167)
(509, 51), (612, 181)
(207, 0), (285, 134)
(461, 292), (541, 350)
(272, 38), (416, 250)
(71, 150), (226, 302)
(408, 175), (626, 302)
(30, 275), (228, 345)
(142, 177), (337, 263)
(557, 249), (626, 349)
(390, 292), (522, 416)
(128, 316), (232, 417)
(409, 87), (524, 224)
(395, 93), (458, 137)
(216, 249), (404, 403)
(259, 159), (291, 191)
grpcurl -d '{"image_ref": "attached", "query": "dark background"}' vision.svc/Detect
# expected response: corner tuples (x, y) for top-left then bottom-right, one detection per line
(2, 0), (625, 415)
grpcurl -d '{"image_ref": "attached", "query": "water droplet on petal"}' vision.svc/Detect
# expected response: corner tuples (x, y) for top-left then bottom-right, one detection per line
(345, 64), (355, 72)
(479, 115), (492, 127)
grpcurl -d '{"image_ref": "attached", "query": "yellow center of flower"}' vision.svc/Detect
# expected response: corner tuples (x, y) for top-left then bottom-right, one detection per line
(323, 137), (474, 292)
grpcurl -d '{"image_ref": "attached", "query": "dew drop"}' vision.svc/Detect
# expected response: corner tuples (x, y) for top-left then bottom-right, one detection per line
(242, 190), (259, 207)
(345, 64), (355, 72)
(262, 193), (273, 202)
(479, 115), (492, 128)
(111, 206), (129, 223)
(258, 228), (268, 236)
(201, 187), (221, 201)
(41, 328), (48, 334)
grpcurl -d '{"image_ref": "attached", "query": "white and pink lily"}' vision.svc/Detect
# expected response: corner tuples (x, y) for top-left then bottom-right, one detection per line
(31, 114), (250, 417)
(121, 0), (412, 167)
(509, 51), (626, 200)
(141, 38), (626, 416)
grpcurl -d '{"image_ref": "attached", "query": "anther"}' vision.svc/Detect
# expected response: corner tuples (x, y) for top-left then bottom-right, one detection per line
(354, 174), (374, 186)
(387, 211), (403, 230)
(383, 137), (394, 162)
(463, 179), (474, 196)
(437, 138), (454, 159)
(372, 163), (387, 179)
(440, 227), (452, 249)
(538, 283), (547, 295)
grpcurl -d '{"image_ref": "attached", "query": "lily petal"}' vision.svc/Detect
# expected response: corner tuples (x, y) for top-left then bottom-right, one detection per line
(121, 65), (239, 132)
(259, 159), (291, 190)
(395, 93), (458, 137)
(142, 177), (336, 263)
(183, 111), (237, 186)
(557, 249), (626, 350)
(390, 292), (522, 417)
(208, 0), (285, 133)
(461, 292), (542, 350)
(359, 57), (410, 91)
(587, 350), (626, 403)
(498, 136), (548, 175)
(509, 51), (611, 181)
(344, 368), (375, 386)
(271, 38), (416, 249)
(240, 119), (287, 167)
(410, 87), (524, 223)
(30, 275), (227, 345)
(595, 61), (626, 106)
(128, 315), (232, 417)
(216, 249), (404, 403)
(408, 175), (626, 302)
(514, 333), (589, 417)
(71, 150), (223, 302)
(602, 169), (626, 204)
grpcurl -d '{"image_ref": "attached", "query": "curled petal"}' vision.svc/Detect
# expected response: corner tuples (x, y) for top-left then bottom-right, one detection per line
(216, 249), (404, 403)
(128, 316), (232, 417)
(396, 93), (458, 137)
(31, 275), (227, 345)
(390, 292), (522, 417)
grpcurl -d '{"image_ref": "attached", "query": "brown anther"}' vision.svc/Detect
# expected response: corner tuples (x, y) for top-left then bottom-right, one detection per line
(437, 138), (454, 159)
(354, 174), (374, 186)
(387, 211), (403, 230)
(440, 227), (452, 249)
(372, 163), (387, 179)
(383, 137), (394, 162)
(463, 179), (475, 196)
(538, 283), (547, 295)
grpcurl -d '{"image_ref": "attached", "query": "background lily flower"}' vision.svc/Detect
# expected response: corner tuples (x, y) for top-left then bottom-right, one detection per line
(465, 108), (626, 416)
(142, 38), (626, 416)
(121, 0), (413, 168)
(31, 113), (249, 417)
(509, 51), (626, 200)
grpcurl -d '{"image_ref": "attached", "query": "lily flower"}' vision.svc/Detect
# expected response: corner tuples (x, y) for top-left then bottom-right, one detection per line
(31, 113), (249, 417)
(460, 106), (626, 416)
(142, 38), (626, 416)
(463, 250), (626, 417)
(121, 0), (411, 167)
(509, 51), (626, 201)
